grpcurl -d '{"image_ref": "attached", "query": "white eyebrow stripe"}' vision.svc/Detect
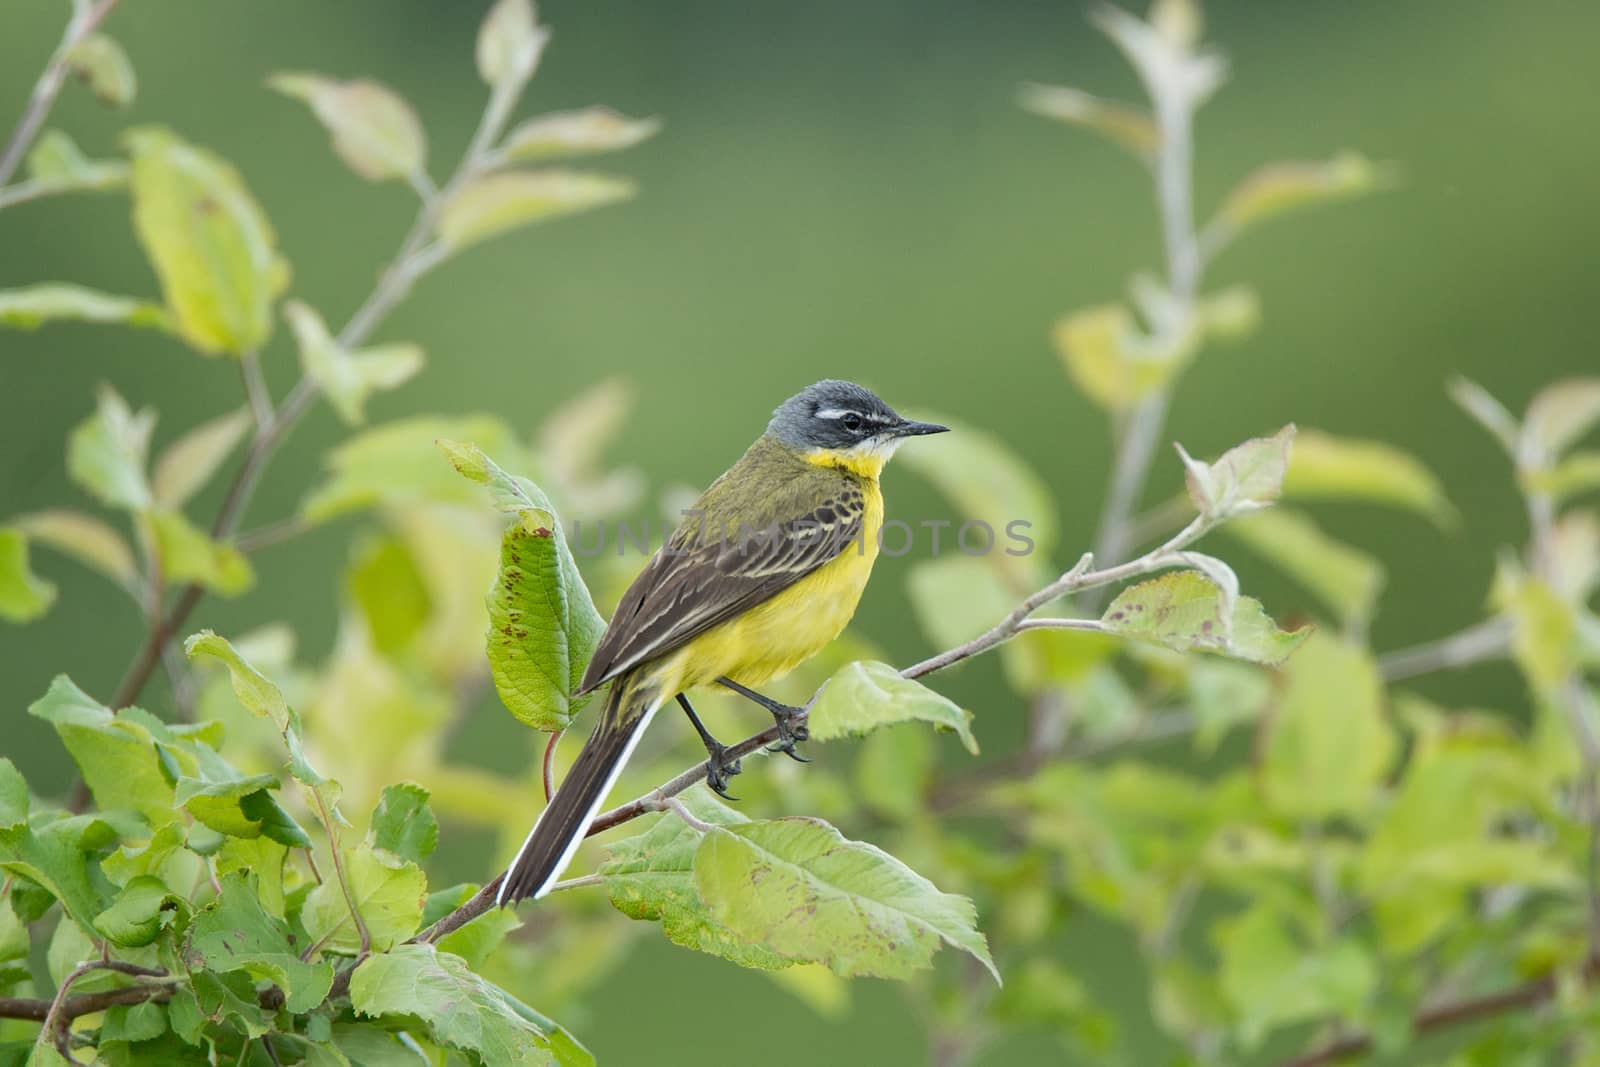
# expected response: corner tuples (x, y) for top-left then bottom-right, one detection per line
(815, 407), (892, 423)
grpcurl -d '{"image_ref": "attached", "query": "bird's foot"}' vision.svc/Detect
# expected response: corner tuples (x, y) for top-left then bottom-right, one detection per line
(767, 704), (811, 763)
(704, 743), (743, 800)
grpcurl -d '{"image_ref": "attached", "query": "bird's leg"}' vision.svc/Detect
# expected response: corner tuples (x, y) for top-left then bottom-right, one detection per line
(676, 693), (742, 799)
(716, 677), (810, 762)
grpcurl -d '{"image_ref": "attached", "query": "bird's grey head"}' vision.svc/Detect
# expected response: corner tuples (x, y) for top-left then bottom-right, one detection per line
(766, 379), (948, 453)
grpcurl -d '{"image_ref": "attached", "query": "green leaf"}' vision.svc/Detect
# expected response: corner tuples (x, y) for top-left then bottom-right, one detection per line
(1495, 567), (1577, 696)
(67, 385), (154, 511)
(350, 943), (593, 1067)
(1184, 658), (1271, 754)
(25, 129), (128, 192)
(93, 875), (175, 947)
(171, 753), (287, 840)
(693, 817), (998, 983)
(0, 283), (167, 331)
(476, 0), (548, 88)
(808, 660), (978, 754)
(896, 414), (1058, 566)
(99, 1000), (167, 1045)
(1100, 570), (1310, 665)
(285, 300), (423, 424)
(1259, 633), (1394, 820)
(0, 812), (110, 931)
(1529, 450), (1600, 502)
(152, 407), (251, 509)
(1175, 425), (1295, 520)
(301, 413), (528, 521)
(65, 34), (136, 107)
(1224, 508), (1385, 626)
(368, 783), (438, 865)
(0, 760), (27, 834)
(1283, 429), (1456, 527)
(1018, 83), (1155, 160)
(1449, 376), (1520, 456)
(27, 676), (175, 824)
(1523, 377), (1600, 462)
(1213, 904), (1377, 1048)
(345, 533), (432, 657)
(151, 509), (254, 595)
(855, 723), (934, 822)
(269, 73), (427, 183)
(0, 529), (56, 623)
(1215, 153), (1388, 237)
(185, 871), (334, 1013)
(215, 835), (289, 917)
(125, 125), (290, 356)
(1051, 302), (1197, 416)
(432, 898), (521, 969)
(9, 510), (137, 587)
(600, 790), (792, 970)
(436, 170), (635, 252)
(302, 843), (426, 953)
(442, 441), (605, 732)
(500, 107), (660, 161)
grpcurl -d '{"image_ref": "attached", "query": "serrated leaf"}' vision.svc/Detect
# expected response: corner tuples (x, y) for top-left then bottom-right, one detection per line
(26, 129), (128, 191)
(65, 33), (136, 108)
(27, 676), (175, 825)
(67, 385), (154, 511)
(1259, 633), (1394, 820)
(1283, 429), (1455, 527)
(500, 107), (660, 162)
(368, 783), (437, 865)
(0, 811), (111, 932)
(476, 0), (548, 88)
(285, 300), (423, 425)
(601, 791), (791, 969)
(1216, 153), (1388, 236)
(99, 999), (167, 1045)
(1101, 570), (1309, 665)
(1175, 425), (1294, 520)
(442, 441), (605, 731)
(0, 283), (167, 332)
(186, 871), (334, 1012)
(302, 843), (426, 953)
(10, 510), (137, 587)
(93, 875), (175, 947)
(694, 818), (998, 983)
(351, 943), (594, 1067)
(1018, 83), (1156, 160)
(152, 406), (251, 508)
(1224, 508), (1385, 625)
(125, 125), (290, 356)
(1523, 377), (1600, 463)
(436, 170), (634, 252)
(0, 529), (56, 622)
(150, 509), (254, 595)
(808, 660), (978, 754)
(302, 413), (528, 521)
(269, 73), (427, 183)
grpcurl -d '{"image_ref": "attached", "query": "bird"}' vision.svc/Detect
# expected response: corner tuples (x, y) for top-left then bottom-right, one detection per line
(496, 379), (949, 904)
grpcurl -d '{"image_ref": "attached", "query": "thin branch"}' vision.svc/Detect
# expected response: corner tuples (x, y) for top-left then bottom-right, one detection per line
(1277, 955), (1600, 1067)
(1376, 615), (1514, 682)
(0, 983), (169, 1025)
(36, 958), (168, 1055)
(238, 350), (274, 430)
(314, 791), (371, 957)
(541, 730), (562, 803)
(234, 515), (311, 555)
(0, 0), (122, 190)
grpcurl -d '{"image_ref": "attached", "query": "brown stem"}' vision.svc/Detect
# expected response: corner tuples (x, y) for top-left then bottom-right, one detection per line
(0, 0), (122, 189)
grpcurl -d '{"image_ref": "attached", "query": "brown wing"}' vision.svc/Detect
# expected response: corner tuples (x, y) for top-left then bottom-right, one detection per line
(576, 475), (865, 694)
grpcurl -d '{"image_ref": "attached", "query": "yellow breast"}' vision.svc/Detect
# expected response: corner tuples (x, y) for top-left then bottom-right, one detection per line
(657, 477), (883, 692)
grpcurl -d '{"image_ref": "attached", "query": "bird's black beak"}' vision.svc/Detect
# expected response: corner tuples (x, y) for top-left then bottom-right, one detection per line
(895, 419), (950, 437)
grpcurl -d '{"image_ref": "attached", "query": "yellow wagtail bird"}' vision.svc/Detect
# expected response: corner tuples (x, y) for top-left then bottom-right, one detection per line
(497, 380), (948, 904)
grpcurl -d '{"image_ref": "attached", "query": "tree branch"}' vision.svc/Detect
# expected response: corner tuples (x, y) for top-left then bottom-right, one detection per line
(0, 0), (122, 190)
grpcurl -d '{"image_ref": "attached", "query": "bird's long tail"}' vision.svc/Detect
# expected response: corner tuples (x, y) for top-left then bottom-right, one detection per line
(496, 677), (662, 905)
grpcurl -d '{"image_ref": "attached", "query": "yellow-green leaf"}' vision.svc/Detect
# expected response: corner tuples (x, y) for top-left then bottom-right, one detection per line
(1052, 302), (1196, 415)
(270, 73), (427, 183)
(302, 843), (426, 953)
(152, 407), (251, 508)
(8, 510), (136, 587)
(125, 126), (290, 356)
(0, 283), (168, 331)
(67, 385), (154, 511)
(1101, 570), (1309, 666)
(151, 509), (254, 596)
(1017, 84), (1156, 160)
(808, 661), (978, 754)
(1175, 425), (1294, 520)
(1216, 153), (1388, 236)
(1224, 508), (1385, 626)
(1523, 377), (1600, 462)
(476, 0), (548, 88)
(0, 529), (56, 623)
(500, 107), (660, 162)
(25, 129), (128, 192)
(436, 170), (635, 252)
(1283, 429), (1456, 527)
(1259, 633), (1394, 820)
(285, 300), (423, 424)
(65, 34), (136, 108)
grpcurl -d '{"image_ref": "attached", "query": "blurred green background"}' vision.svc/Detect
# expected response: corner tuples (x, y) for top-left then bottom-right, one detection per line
(4, 0), (1599, 1062)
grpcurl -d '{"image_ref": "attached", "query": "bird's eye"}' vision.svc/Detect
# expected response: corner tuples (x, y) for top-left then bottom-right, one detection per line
(840, 412), (863, 432)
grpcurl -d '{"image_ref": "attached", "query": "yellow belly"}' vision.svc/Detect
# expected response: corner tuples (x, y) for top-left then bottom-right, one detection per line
(652, 481), (882, 693)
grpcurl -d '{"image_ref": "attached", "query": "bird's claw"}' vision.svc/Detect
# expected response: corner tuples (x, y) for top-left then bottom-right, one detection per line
(766, 706), (810, 762)
(705, 744), (743, 800)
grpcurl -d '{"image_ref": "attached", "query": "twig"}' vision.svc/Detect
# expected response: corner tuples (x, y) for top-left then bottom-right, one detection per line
(234, 515), (311, 554)
(1276, 955), (1600, 1067)
(239, 350), (274, 430)
(1376, 616), (1513, 682)
(0, 0), (122, 190)
(542, 730), (562, 803)
(35, 958), (168, 1055)
(313, 792), (371, 957)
